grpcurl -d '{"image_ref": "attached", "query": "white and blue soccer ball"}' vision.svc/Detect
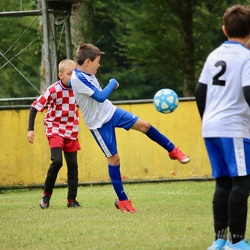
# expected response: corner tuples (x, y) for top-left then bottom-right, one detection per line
(153, 88), (179, 114)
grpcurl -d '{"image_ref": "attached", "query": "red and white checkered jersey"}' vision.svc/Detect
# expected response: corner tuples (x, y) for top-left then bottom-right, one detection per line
(32, 80), (79, 140)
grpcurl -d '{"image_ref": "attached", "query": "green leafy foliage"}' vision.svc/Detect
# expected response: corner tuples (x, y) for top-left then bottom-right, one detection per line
(1, 0), (250, 100)
(92, 0), (185, 100)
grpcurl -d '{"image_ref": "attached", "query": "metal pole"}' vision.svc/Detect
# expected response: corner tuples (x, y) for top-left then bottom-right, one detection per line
(65, 13), (72, 59)
(0, 10), (41, 17)
(49, 12), (58, 83)
(41, 0), (51, 88)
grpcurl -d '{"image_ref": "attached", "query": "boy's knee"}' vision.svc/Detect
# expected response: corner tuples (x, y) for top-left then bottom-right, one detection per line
(139, 120), (151, 133)
(108, 154), (120, 166)
(144, 122), (151, 131)
(233, 175), (250, 195)
(51, 156), (63, 168)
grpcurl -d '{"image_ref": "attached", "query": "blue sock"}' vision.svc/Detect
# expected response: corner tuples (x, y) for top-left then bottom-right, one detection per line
(108, 165), (128, 201)
(145, 126), (175, 152)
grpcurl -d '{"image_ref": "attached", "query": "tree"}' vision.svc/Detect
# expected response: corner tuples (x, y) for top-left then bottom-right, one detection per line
(71, 0), (93, 52)
(170, 0), (195, 96)
(95, 0), (194, 97)
(1, 0), (250, 100)
(92, 0), (250, 98)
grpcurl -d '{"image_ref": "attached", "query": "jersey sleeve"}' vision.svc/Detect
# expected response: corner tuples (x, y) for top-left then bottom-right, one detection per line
(32, 88), (52, 112)
(91, 79), (118, 102)
(195, 83), (207, 119)
(27, 106), (38, 131)
(241, 56), (250, 87)
(72, 70), (96, 97)
(198, 59), (209, 85)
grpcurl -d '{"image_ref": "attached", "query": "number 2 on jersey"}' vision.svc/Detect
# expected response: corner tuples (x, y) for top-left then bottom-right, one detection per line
(213, 60), (226, 86)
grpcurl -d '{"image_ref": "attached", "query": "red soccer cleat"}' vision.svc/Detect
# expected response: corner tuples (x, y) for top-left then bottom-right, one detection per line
(115, 199), (136, 213)
(169, 147), (190, 164)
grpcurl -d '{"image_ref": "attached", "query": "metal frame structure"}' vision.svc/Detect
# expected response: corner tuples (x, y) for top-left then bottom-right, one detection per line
(0, 0), (86, 88)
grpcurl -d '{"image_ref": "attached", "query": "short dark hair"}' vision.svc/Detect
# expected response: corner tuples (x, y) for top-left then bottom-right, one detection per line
(76, 43), (105, 65)
(223, 5), (250, 38)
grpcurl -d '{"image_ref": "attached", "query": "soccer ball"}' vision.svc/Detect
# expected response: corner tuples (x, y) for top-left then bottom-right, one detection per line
(153, 88), (179, 114)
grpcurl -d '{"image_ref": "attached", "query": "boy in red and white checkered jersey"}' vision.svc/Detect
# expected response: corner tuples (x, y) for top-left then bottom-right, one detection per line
(27, 59), (81, 209)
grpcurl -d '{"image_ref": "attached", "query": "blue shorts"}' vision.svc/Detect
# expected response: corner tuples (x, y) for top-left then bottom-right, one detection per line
(90, 107), (139, 157)
(204, 137), (250, 178)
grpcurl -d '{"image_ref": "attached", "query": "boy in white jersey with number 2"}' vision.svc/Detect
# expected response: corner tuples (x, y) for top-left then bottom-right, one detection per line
(195, 5), (250, 250)
(70, 43), (190, 213)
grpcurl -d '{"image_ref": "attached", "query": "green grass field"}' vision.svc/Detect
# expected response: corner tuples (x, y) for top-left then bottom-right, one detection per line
(0, 181), (224, 249)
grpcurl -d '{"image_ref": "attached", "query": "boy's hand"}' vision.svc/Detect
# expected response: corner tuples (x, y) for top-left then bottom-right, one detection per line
(114, 82), (119, 89)
(27, 131), (35, 144)
(110, 79), (119, 89)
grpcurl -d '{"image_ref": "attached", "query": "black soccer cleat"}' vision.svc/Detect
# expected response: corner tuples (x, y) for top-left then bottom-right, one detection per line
(40, 195), (51, 209)
(67, 200), (81, 208)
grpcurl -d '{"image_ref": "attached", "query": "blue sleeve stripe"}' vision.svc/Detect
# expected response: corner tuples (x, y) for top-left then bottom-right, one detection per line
(75, 70), (98, 92)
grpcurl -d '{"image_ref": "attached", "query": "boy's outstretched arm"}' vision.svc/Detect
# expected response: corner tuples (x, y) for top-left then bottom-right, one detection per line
(91, 79), (119, 102)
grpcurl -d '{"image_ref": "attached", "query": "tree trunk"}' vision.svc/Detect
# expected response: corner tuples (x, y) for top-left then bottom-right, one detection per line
(173, 0), (195, 97)
(71, 1), (93, 57)
(181, 0), (195, 97)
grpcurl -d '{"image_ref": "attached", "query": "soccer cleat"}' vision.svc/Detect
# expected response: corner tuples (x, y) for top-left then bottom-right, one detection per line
(67, 200), (81, 208)
(168, 147), (190, 164)
(40, 195), (50, 209)
(224, 239), (250, 250)
(115, 199), (136, 213)
(207, 239), (226, 250)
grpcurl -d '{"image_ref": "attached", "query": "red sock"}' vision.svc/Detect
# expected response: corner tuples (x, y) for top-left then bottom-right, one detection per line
(43, 192), (52, 197)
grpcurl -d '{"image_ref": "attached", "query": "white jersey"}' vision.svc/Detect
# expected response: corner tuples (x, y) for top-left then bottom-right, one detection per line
(70, 69), (116, 129)
(198, 41), (250, 138)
